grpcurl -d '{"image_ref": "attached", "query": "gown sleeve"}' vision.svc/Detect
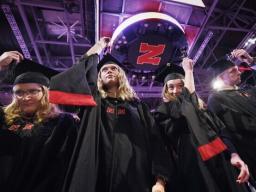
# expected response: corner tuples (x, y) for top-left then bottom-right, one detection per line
(49, 54), (99, 106)
(138, 102), (173, 182)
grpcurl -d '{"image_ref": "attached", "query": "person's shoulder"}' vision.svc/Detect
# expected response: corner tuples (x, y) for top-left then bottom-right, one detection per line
(46, 112), (77, 125)
(127, 98), (142, 105)
(208, 91), (224, 102)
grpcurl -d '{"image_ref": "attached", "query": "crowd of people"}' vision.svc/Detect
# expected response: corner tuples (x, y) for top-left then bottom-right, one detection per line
(0, 37), (255, 192)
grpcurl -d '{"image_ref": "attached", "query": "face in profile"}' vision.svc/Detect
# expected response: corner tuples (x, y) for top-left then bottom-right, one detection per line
(13, 83), (44, 116)
(166, 79), (184, 97)
(100, 63), (120, 88)
(220, 66), (241, 86)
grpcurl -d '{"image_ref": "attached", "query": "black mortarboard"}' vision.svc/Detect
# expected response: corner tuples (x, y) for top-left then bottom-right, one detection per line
(14, 72), (50, 87)
(208, 57), (235, 77)
(155, 63), (185, 84)
(97, 53), (128, 71)
(3, 59), (59, 84)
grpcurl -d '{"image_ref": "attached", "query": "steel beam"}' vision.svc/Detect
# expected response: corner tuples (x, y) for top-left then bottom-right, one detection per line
(79, 0), (85, 36)
(31, 7), (51, 64)
(200, 0), (247, 69)
(206, 26), (254, 33)
(1, 4), (31, 59)
(19, 0), (64, 10)
(16, 0), (43, 63)
(188, 0), (218, 55)
(35, 39), (91, 47)
(119, 0), (127, 23)
(95, 0), (100, 42)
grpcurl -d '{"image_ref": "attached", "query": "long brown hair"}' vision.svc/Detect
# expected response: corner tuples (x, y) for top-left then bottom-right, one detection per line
(4, 86), (60, 125)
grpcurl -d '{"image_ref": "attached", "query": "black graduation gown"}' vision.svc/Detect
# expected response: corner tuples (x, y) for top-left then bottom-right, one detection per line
(154, 90), (249, 192)
(96, 97), (171, 192)
(49, 55), (171, 192)
(0, 110), (78, 192)
(208, 88), (256, 179)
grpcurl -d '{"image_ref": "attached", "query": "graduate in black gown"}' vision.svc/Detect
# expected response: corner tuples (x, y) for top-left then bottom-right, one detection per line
(0, 72), (78, 192)
(154, 58), (250, 192)
(49, 38), (171, 192)
(207, 49), (256, 180)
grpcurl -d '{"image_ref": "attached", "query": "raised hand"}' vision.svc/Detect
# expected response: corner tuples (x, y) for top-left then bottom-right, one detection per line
(85, 37), (111, 56)
(0, 51), (23, 70)
(231, 49), (253, 64)
(97, 37), (111, 49)
(181, 57), (194, 72)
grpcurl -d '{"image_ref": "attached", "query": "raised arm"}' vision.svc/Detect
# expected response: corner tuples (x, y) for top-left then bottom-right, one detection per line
(84, 37), (110, 57)
(182, 57), (195, 94)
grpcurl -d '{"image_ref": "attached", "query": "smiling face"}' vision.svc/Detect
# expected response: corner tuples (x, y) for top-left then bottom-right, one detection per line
(13, 83), (44, 116)
(219, 66), (241, 86)
(166, 79), (184, 97)
(99, 63), (120, 89)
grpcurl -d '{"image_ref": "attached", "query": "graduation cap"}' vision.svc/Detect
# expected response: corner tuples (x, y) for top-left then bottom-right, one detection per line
(208, 57), (235, 78)
(3, 59), (59, 85)
(14, 72), (50, 87)
(97, 53), (128, 71)
(155, 63), (185, 84)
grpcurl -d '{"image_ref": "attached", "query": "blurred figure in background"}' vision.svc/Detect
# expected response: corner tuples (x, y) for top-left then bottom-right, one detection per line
(208, 49), (256, 180)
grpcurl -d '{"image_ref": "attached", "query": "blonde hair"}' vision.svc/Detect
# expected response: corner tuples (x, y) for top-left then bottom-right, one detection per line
(97, 65), (139, 101)
(4, 86), (61, 125)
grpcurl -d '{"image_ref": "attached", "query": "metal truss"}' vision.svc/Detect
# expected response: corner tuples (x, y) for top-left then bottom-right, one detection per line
(1, 4), (32, 59)
(198, 0), (254, 69)
(15, 0), (93, 68)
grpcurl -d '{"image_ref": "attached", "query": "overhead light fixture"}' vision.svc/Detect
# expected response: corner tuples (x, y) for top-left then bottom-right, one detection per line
(110, 12), (184, 46)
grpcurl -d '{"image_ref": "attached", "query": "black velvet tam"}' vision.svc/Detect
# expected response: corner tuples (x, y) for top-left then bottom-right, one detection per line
(155, 63), (185, 84)
(14, 72), (50, 87)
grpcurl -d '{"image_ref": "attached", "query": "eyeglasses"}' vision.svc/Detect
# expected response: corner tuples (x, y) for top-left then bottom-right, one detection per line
(13, 89), (42, 99)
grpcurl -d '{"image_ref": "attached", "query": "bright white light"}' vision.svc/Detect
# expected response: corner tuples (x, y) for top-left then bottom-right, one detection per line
(212, 79), (224, 90)
(171, 0), (205, 7)
(244, 37), (256, 48)
(110, 12), (184, 45)
(247, 37), (256, 44)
